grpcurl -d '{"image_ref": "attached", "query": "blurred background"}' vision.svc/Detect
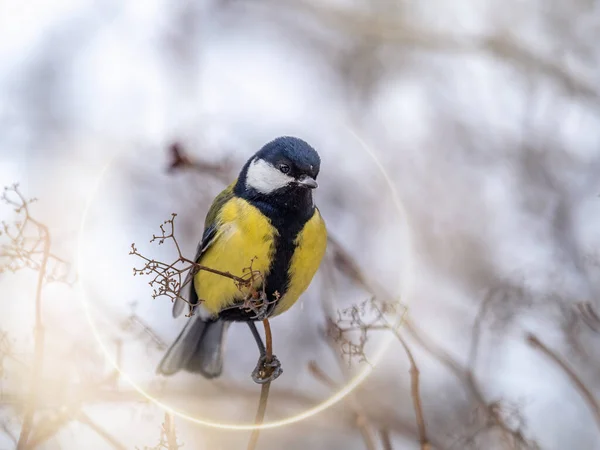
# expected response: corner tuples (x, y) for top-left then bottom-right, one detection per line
(1, 0), (600, 449)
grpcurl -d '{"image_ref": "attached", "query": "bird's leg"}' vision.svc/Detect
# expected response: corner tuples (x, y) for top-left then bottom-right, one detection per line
(247, 321), (282, 384)
(243, 293), (270, 320)
(247, 321), (266, 357)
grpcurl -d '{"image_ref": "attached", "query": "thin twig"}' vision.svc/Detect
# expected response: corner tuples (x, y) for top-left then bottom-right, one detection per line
(130, 214), (261, 313)
(526, 333), (600, 431)
(407, 320), (537, 449)
(389, 328), (429, 450)
(1, 421), (17, 445)
(307, 360), (337, 389)
(25, 406), (78, 449)
(247, 319), (273, 450)
(167, 142), (233, 183)
(308, 361), (377, 450)
(14, 194), (51, 449)
(326, 235), (537, 449)
(163, 412), (180, 450)
(77, 412), (128, 450)
(249, 0), (600, 104)
(379, 428), (394, 450)
(139, 411), (182, 450)
(317, 261), (391, 450)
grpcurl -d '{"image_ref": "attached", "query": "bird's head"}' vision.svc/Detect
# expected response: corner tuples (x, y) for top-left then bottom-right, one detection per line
(241, 136), (321, 195)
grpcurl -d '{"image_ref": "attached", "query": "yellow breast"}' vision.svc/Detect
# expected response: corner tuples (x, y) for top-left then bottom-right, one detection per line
(194, 197), (277, 315)
(273, 208), (327, 316)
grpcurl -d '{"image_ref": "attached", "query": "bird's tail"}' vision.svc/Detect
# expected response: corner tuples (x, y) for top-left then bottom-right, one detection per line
(157, 315), (229, 378)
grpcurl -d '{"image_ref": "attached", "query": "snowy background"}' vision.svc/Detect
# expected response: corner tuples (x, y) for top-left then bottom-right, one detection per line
(1, 1), (600, 449)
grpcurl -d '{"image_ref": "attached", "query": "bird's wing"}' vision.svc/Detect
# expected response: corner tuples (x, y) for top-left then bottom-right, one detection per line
(172, 181), (237, 318)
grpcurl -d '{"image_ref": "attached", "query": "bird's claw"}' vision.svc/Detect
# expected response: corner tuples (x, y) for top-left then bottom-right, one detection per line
(252, 355), (282, 384)
(247, 300), (269, 320)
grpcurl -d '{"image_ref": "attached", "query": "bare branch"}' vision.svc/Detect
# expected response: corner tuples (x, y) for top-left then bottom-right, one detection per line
(526, 333), (600, 432)
(308, 360), (378, 450)
(130, 213), (270, 317)
(390, 328), (429, 450)
(245, 0), (600, 104)
(139, 412), (182, 450)
(247, 319), (274, 450)
(379, 428), (394, 450)
(1, 185), (54, 450)
(77, 412), (128, 450)
(167, 142), (233, 183)
(325, 235), (539, 449)
(0, 421), (17, 446)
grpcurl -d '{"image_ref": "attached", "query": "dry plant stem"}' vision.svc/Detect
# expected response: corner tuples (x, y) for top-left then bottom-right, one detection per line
(254, 0), (599, 104)
(247, 319), (273, 450)
(25, 405), (79, 449)
(167, 142), (232, 182)
(322, 252), (426, 448)
(379, 428), (394, 450)
(23, 371), (127, 449)
(16, 225), (50, 450)
(307, 360), (337, 388)
(130, 214), (255, 312)
(390, 328), (429, 450)
(407, 321), (534, 449)
(319, 258), (389, 450)
(405, 321), (485, 405)
(77, 412), (128, 450)
(163, 412), (179, 450)
(356, 419), (377, 450)
(1, 422), (16, 445)
(308, 361), (377, 450)
(527, 333), (600, 431)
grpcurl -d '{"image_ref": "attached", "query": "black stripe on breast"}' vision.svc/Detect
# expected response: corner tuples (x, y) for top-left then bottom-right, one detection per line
(218, 188), (314, 322)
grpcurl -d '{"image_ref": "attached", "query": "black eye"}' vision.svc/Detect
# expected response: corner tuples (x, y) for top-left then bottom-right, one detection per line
(279, 164), (290, 174)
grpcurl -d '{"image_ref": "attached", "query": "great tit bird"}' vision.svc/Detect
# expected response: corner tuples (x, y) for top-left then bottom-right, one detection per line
(157, 136), (327, 379)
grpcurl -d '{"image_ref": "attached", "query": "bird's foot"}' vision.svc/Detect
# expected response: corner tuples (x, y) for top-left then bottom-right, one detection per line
(246, 300), (270, 320)
(251, 354), (282, 384)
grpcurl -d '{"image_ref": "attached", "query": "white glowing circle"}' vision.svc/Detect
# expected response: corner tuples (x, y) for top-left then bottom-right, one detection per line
(76, 124), (409, 430)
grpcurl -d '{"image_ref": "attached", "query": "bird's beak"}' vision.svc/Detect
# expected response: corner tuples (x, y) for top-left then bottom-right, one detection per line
(297, 175), (318, 189)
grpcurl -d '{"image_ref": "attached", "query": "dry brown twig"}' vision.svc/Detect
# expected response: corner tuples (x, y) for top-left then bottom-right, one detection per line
(526, 333), (600, 432)
(319, 241), (393, 449)
(324, 238), (431, 449)
(139, 412), (182, 450)
(0, 184), (73, 449)
(16, 364), (129, 449)
(328, 301), (429, 450)
(379, 428), (393, 450)
(130, 213), (276, 320)
(167, 142), (233, 183)
(0, 419), (17, 446)
(246, 0), (600, 105)
(246, 319), (275, 450)
(1, 184), (129, 450)
(308, 360), (378, 450)
(390, 328), (429, 450)
(77, 412), (128, 450)
(130, 214), (246, 311)
(122, 305), (168, 352)
(326, 237), (541, 449)
(406, 315), (539, 449)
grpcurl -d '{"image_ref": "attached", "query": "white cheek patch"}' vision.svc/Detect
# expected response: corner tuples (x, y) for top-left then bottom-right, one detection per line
(245, 158), (294, 194)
